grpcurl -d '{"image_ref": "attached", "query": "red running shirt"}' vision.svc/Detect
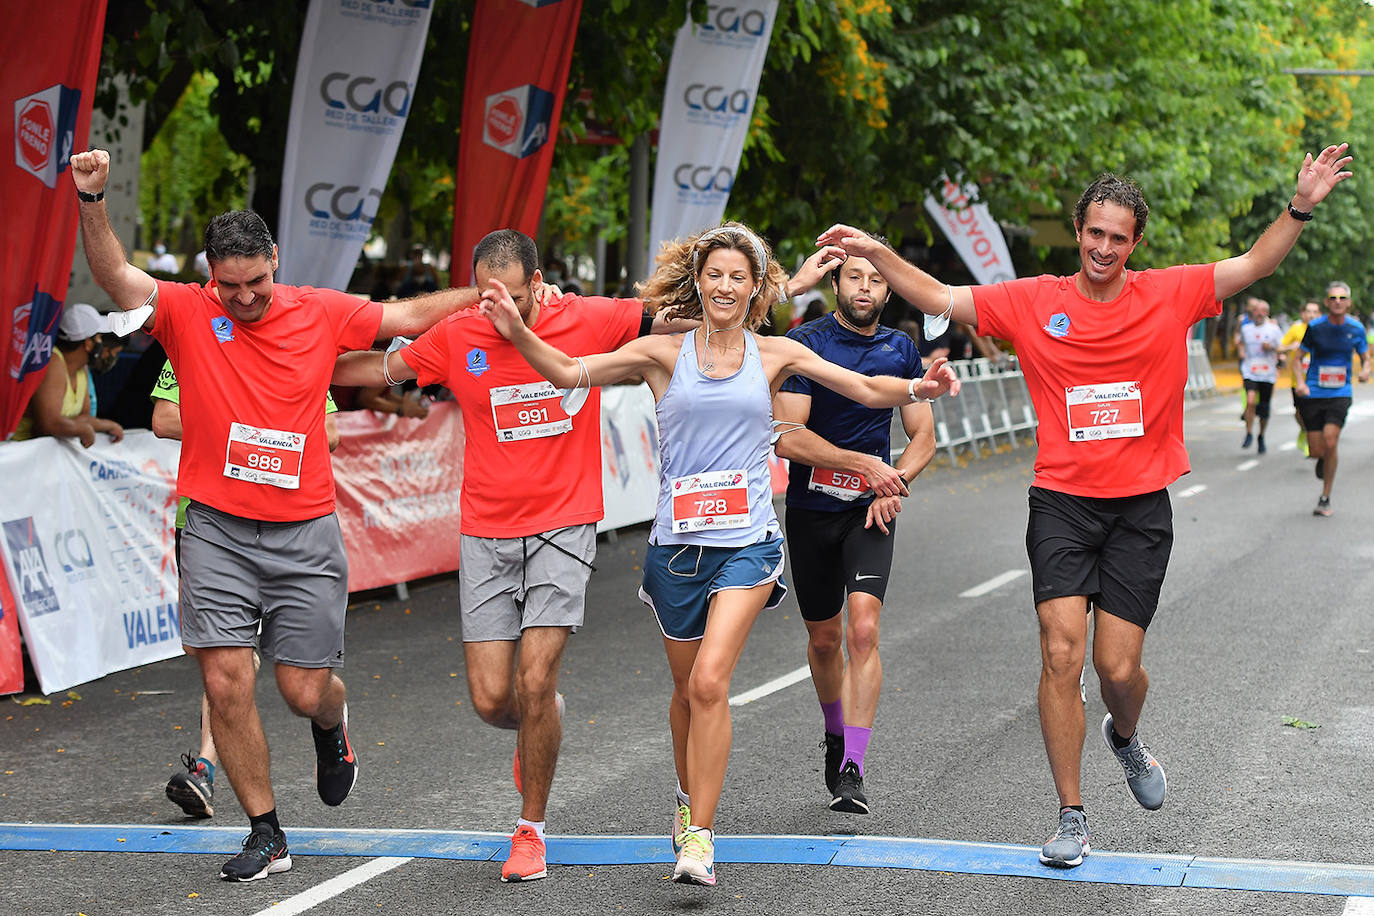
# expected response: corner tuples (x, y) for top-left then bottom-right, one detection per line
(400, 293), (644, 537)
(152, 280), (382, 521)
(973, 264), (1220, 498)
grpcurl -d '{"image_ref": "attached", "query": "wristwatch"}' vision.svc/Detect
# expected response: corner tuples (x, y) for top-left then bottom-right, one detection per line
(77, 188), (105, 203)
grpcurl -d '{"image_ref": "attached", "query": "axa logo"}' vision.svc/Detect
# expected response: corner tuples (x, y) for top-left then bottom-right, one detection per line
(674, 164), (734, 193)
(483, 85), (554, 160)
(3, 518), (61, 617)
(466, 348), (490, 377)
(304, 183), (383, 224)
(1043, 312), (1071, 338)
(13, 83), (80, 188)
(9, 288), (62, 382)
(683, 84), (751, 115)
(320, 73), (412, 117)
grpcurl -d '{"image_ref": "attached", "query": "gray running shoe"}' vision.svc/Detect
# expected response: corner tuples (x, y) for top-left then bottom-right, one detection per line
(1101, 713), (1167, 810)
(1314, 496), (1333, 518)
(1039, 809), (1090, 868)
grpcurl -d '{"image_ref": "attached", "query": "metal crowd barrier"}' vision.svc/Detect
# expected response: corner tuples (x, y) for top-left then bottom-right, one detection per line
(889, 343), (1219, 465)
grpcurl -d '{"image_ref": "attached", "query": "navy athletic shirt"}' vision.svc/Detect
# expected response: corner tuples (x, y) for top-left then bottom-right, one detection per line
(1300, 315), (1367, 399)
(780, 313), (923, 512)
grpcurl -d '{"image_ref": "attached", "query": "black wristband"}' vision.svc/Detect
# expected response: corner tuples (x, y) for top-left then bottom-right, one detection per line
(77, 188), (104, 203)
(1287, 202), (1313, 222)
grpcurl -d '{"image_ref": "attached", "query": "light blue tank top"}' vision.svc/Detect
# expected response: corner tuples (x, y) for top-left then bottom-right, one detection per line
(650, 330), (780, 547)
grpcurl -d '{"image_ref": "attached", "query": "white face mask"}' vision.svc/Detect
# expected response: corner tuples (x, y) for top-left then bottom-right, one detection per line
(923, 300), (953, 339)
(154, 244), (166, 256)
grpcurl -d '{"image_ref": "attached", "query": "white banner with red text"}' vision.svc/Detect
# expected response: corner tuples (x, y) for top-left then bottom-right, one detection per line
(923, 177), (1017, 286)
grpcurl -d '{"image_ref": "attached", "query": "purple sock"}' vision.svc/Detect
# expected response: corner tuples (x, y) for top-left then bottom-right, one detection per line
(821, 699), (844, 736)
(842, 725), (872, 775)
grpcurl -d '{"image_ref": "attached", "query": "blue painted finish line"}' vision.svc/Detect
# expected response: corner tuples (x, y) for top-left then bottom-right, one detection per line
(3, 823), (1373, 897)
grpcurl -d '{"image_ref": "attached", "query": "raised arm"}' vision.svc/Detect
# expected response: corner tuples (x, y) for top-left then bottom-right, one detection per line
(814, 225), (977, 325)
(70, 150), (157, 312)
(771, 390), (908, 497)
(767, 336), (960, 408)
(376, 287), (480, 340)
(1214, 144), (1353, 301)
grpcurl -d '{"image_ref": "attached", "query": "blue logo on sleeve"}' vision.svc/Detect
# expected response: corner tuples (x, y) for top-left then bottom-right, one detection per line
(211, 316), (235, 343)
(1043, 313), (1071, 338)
(467, 348), (490, 377)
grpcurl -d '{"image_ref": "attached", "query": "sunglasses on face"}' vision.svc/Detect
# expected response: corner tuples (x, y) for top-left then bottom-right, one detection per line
(1328, 295), (1350, 301)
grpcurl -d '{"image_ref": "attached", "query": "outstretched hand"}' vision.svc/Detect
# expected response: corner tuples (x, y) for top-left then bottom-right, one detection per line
(815, 224), (884, 259)
(1294, 143), (1353, 209)
(69, 149), (110, 194)
(913, 356), (961, 400)
(478, 278), (524, 340)
(789, 245), (847, 294)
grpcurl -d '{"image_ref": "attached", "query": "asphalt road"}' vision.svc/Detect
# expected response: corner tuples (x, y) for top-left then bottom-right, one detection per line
(3, 387), (1373, 916)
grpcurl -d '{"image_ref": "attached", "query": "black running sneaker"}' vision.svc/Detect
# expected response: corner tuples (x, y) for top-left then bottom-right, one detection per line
(220, 823), (291, 882)
(821, 732), (844, 795)
(829, 761), (869, 814)
(1316, 457), (1326, 480)
(166, 751), (214, 818)
(312, 704), (358, 806)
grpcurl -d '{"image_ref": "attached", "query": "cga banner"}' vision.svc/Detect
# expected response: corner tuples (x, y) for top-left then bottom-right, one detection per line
(451, 0), (583, 286)
(331, 402), (465, 592)
(648, 2), (778, 265)
(923, 177), (1017, 286)
(277, 0), (433, 288)
(0, 432), (181, 695)
(0, 1), (106, 439)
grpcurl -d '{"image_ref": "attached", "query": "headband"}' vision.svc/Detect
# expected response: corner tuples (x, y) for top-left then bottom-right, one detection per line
(693, 225), (769, 280)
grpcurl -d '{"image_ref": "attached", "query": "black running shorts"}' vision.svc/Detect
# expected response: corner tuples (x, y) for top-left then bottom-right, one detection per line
(1242, 379), (1275, 418)
(1297, 396), (1351, 431)
(784, 504), (897, 622)
(1026, 486), (1173, 630)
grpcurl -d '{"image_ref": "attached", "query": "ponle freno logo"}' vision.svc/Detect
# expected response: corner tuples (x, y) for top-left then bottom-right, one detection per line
(13, 83), (81, 188)
(482, 85), (554, 159)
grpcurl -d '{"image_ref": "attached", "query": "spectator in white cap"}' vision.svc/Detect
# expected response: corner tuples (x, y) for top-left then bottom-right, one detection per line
(10, 304), (124, 447)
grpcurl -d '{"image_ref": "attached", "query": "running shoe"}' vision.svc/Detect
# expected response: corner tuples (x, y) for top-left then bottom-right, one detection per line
(1314, 496), (1333, 518)
(220, 822), (291, 881)
(312, 704), (357, 807)
(1257, 434), (1266, 455)
(166, 751), (214, 818)
(500, 825), (547, 882)
(821, 732), (844, 795)
(1038, 809), (1090, 868)
(672, 801), (691, 857)
(514, 692), (564, 795)
(829, 761), (869, 814)
(1316, 457), (1325, 480)
(673, 826), (716, 886)
(1242, 432), (1253, 449)
(1101, 713), (1166, 810)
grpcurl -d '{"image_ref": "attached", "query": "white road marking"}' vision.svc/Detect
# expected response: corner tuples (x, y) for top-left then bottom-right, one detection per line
(1177, 485), (1207, 498)
(1279, 441), (1298, 452)
(959, 569), (1028, 598)
(248, 856), (412, 916)
(1237, 459), (1259, 471)
(730, 665), (812, 706)
(1342, 895), (1374, 915)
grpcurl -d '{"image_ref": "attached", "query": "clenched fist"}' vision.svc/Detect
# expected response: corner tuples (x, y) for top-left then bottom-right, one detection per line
(69, 148), (110, 195)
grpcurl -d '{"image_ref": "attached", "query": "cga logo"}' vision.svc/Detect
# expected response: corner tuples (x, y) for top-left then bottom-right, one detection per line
(683, 84), (751, 115)
(674, 163), (734, 193)
(701, 4), (769, 36)
(320, 73), (412, 117)
(13, 83), (81, 188)
(483, 85), (554, 160)
(305, 183), (383, 223)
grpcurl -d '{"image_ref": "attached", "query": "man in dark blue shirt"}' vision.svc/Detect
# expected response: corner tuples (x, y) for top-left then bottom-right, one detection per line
(773, 236), (935, 814)
(1292, 281), (1369, 516)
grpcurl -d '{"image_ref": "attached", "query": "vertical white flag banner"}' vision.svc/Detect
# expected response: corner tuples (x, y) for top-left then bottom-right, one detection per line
(276, 0), (433, 288)
(923, 176), (1017, 286)
(648, 2), (778, 264)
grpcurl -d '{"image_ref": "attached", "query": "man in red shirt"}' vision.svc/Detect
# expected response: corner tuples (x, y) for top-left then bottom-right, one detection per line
(334, 229), (681, 883)
(71, 148), (485, 883)
(818, 143), (1353, 868)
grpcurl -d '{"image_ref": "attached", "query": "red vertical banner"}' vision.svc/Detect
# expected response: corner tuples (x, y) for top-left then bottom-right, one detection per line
(0, 0), (106, 694)
(0, 1), (107, 439)
(451, 0), (583, 285)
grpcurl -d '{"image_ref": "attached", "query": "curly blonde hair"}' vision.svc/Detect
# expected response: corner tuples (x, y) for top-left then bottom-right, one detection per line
(637, 221), (789, 330)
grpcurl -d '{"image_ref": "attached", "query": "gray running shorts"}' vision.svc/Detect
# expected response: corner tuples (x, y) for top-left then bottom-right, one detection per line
(459, 524), (596, 642)
(180, 501), (350, 667)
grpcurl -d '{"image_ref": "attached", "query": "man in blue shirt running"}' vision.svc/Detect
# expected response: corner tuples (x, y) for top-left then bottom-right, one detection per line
(1292, 281), (1369, 516)
(773, 237), (936, 814)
